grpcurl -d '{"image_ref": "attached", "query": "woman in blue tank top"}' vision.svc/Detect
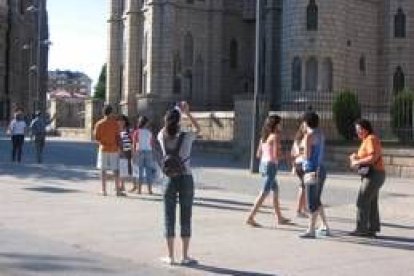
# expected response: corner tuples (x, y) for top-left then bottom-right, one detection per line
(300, 112), (330, 238)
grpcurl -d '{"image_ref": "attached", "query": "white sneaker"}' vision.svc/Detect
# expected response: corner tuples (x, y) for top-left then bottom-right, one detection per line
(160, 256), (175, 265)
(317, 227), (331, 237)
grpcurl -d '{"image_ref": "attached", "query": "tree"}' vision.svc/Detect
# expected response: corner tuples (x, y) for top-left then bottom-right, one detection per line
(94, 64), (106, 100)
(332, 90), (361, 140)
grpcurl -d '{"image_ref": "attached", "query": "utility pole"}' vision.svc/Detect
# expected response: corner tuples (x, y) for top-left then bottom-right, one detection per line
(250, 0), (265, 173)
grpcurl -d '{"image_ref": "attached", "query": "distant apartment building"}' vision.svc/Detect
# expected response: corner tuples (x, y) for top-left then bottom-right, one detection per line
(0, 0), (49, 120)
(48, 70), (92, 96)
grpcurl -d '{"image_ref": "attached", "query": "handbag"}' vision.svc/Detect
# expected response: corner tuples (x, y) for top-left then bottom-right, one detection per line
(303, 172), (318, 185)
(357, 165), (371, 177)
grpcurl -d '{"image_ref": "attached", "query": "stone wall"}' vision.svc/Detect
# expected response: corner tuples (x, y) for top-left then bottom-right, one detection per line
(326, 145), (414, 178)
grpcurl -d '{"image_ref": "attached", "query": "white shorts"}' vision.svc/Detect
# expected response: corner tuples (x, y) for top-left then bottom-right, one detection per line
(97, 151), (120, 171)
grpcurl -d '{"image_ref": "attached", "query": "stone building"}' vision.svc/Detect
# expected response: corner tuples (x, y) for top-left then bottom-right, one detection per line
(0, 0), (49, 121)
(48, 70), (92, 95)
(107, 0), (414, 119)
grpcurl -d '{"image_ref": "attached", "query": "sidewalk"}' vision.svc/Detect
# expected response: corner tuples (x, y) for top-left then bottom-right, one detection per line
(0, 155), (413, 275)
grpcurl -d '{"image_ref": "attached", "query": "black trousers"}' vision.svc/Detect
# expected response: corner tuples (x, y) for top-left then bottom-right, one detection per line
(11, 135), (25, 162)
(34, 135), (46, 163)
(356, 170), (386, 233)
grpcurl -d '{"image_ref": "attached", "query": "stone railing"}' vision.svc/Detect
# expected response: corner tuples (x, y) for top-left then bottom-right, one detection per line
(181, 111), (234, 141)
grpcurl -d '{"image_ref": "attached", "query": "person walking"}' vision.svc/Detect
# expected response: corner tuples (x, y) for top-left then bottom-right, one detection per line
(132, 115), (155, 194)
(299, 111), (330, 238)
(291, 123), (307, 218)
(30, 111), (55, 163)
(246, 114), (290, 228)
(158, 101), (200, 266)
(94, 105), (123, 196)
(349, 119), (386, 238)
(7, 111), (27, 163)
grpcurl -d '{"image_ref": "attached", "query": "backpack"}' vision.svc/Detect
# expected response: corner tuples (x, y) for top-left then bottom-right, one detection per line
(162, 132), (187, 178)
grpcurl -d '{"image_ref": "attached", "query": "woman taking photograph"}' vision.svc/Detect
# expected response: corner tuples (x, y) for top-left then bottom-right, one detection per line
(349, 119), (385, 237)
(246, 114), (290, 227)
(158, 101), (200, 265)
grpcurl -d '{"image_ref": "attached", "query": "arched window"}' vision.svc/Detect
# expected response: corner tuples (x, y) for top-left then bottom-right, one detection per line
(321, 58), (333, 92)
(394, 8), (406, 38)
(307, 0), (318, 31)
(393, 66), (405, 93)
(194, 55), (205, 102)
(173, 53), (181, 94)
(305, 57), (318, 92)
(230, 39), (238, 69)
(184, 32), (194, 67)
(359, 55), (366, 75)
(291, 57), (302, 91)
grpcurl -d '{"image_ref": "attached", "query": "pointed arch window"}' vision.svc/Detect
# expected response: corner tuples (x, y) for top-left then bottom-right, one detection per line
(291, 57), (302, 91)
(321, 58), (333, 92)
(184, 33), (194, 67)
(359, 55), (366, 75)
(307, 0), (318, 31)
(230, 39), (238, 69)
(393, 66), (405, 94)
(305, 57), (318, 92)
(173, 53), (182, 94)
(394, 8), (406, 38)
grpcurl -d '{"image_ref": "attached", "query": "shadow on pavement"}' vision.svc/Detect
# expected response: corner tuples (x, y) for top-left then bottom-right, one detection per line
(329, 216), (414, 230)
(0, 252), (114, 274)
(23, 186), (82, 194)
(123, 194), (283, 214)
(188, 263), (278, 276)
(0, 163), (98, 182)
(329, 231), (414, 252)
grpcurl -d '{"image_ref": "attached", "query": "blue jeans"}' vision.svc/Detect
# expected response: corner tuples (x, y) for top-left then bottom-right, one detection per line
(137, 150), (154, 184)
(259, 162), (279, 195)
(305, 166), (326, 213)
(164, 175), (194, 238)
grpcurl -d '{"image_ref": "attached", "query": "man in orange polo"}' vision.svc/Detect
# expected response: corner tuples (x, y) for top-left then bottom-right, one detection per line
(94, 105), (123, 196)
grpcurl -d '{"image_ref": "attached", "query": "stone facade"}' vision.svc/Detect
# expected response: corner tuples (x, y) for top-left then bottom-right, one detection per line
(108, 0), (414, 121)
(0, 0), (49, 120)
(48, 70), (92, 95)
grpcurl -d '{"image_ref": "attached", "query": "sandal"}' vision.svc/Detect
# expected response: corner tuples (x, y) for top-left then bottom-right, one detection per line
(246, 219), (261, 228)
(277, 217), (291, 225)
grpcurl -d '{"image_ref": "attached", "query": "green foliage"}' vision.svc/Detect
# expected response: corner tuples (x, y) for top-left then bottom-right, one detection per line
(93, 64), (106, 100)
(391, 89), (414, 142)
(332, 90), (361, 140)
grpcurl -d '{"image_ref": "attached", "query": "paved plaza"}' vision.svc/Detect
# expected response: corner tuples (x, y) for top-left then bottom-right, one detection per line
(0, 136), (413, 275)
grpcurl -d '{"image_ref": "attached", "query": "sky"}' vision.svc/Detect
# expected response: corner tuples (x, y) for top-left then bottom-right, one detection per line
(47, 0), (107, 90)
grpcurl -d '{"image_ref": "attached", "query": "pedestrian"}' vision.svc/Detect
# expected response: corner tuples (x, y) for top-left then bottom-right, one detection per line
(93, 105), (123, 196)
(299, 111), (330, 238)
(7, 110), (27, 163)
(117, 115), (133, 193)
(132, 115), (155, 194)
(30, 111), (55, 163)
(246, 114), (290, 228)
(349, 119), (385, 238)
(158, 101), (200, 266)
(291, 123), (307, 218)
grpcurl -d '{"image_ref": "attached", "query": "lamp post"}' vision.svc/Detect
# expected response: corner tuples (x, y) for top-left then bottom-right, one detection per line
(27, 1), (49, 114)
(250, 0), (265, 173)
